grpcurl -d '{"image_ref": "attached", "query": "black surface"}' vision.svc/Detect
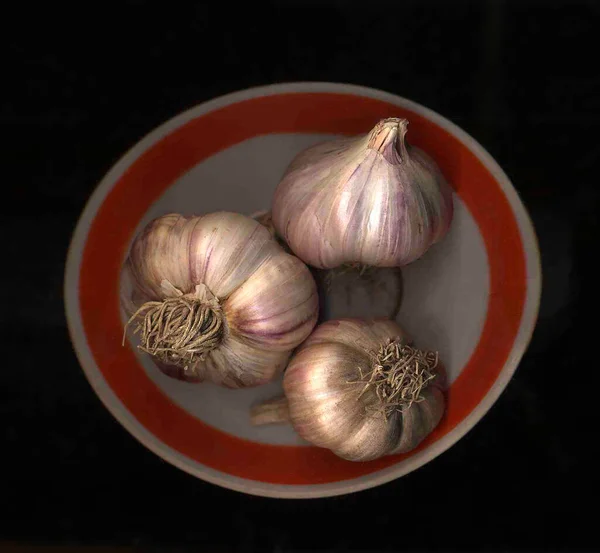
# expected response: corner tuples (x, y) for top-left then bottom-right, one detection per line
(2, 0), (598, 550)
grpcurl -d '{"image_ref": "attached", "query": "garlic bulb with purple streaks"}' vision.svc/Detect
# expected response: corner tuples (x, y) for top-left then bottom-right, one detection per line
(272, 118), (453, 269)
(252, 318), (446, 461)
(121, 212), (318, 388)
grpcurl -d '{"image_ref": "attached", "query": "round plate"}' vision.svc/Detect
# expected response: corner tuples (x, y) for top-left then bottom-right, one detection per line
(64, 82), (541, 498)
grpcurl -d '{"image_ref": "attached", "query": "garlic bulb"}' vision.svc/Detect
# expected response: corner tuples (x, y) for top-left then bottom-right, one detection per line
(272, 118), (453, 269)
(121, 212), (318, 388)
(316, 265), (403, 321)
(252, 319), (446, 461)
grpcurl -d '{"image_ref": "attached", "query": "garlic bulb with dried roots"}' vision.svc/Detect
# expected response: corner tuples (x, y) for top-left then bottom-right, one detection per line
(272, 118), (453, 269)
(251, 319), (446, 461)
(121, 212), (318, 388)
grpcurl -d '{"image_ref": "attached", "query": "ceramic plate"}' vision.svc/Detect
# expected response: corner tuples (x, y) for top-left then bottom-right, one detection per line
(65, 82), (541, 498)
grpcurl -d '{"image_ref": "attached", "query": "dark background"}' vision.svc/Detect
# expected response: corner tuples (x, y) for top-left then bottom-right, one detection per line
(2, 0), (597, 550)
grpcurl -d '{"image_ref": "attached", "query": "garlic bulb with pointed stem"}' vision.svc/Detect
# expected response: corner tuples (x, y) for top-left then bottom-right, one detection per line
(251, 318), (446, 461)
(272, 118), (453, 269)
(121, 212), (318, 388)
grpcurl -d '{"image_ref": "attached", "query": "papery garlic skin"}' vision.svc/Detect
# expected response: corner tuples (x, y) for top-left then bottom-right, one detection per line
(272, 118), (453, 269)
(250, 209), (289, 252)
(282, 318), (446, 461)
(122, 212), (318, 388)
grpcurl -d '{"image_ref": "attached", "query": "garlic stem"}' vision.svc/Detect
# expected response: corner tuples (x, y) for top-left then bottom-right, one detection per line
(367, 117), (409, 164)
(250, 396), (291, 426)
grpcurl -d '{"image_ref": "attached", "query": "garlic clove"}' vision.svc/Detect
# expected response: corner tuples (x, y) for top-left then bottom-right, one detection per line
(301, 318), (410, 357)
(189, 212), (280, 299)
(391, 386), (445, 454)
(284, 342), (372, 451)
(331, 410), (402, 462)
(127, 214), (194, 300)
(250, 209), (276, 239)
(391, 399), (423, 454)
(299, 319), (381, 353)
(420, 386), (445, 433)
(203, 334), (291, 389)
(120, 264), (142, 316)
(368, 318), (413, 347)
(431, 360), (448, 391)
(224, 252), (318, 351)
